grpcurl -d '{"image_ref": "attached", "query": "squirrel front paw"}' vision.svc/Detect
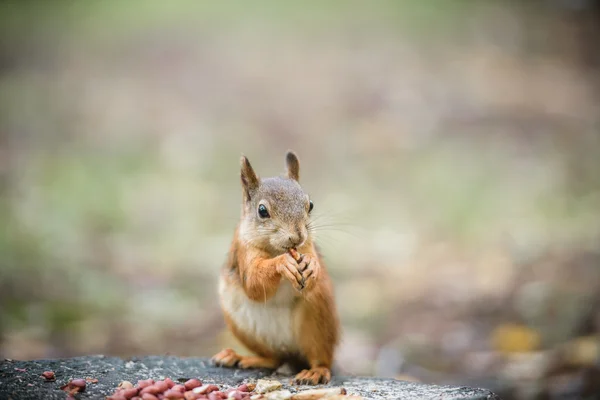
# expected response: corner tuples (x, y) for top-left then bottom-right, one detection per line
(276, 253), (305, 292)
(297, 253), (319, 290)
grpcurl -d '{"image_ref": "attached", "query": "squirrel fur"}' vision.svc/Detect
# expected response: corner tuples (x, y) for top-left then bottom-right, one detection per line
(212, 151), (340, 385)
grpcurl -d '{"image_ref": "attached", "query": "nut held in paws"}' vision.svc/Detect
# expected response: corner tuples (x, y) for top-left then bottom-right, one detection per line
(288, 248), (301, 262)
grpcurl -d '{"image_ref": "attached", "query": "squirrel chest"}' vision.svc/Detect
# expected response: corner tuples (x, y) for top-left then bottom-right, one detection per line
(218, 274), (301, 354)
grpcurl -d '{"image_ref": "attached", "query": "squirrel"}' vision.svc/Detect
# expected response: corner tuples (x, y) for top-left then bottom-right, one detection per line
(212, 151), (340, 385)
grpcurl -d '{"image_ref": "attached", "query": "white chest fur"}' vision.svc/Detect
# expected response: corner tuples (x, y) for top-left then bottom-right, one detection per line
(219, 276), (300, 354)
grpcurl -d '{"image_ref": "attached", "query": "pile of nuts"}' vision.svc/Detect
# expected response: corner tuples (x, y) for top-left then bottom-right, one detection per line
(107, 379), (251, 400)
(41, 371), (359, 400)
(106, 379), (359, 400)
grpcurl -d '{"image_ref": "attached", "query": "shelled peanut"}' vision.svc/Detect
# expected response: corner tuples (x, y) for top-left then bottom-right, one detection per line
(106, 379), (252, 400)
(105, 379), (359, 400)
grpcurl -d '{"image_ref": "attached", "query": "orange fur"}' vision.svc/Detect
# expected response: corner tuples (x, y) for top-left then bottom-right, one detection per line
(213, 152), (340, 385)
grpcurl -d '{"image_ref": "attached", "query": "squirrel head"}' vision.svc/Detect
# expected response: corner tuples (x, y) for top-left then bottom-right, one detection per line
(238, 151), (314, 254)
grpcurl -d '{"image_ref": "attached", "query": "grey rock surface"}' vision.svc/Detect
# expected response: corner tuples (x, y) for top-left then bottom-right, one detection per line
(0, 355), (501, 400)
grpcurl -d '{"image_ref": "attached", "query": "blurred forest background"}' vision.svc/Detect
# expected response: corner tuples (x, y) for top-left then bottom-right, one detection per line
(1, 1), (600, 399)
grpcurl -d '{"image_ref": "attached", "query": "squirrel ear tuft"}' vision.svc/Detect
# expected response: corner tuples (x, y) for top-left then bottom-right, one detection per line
(285, 151), (300, 181)
(240, 155), (259, 201)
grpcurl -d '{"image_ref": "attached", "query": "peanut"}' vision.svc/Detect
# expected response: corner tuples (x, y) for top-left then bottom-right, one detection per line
(164, 389), (185, 399)
(70, 379), (87, 389)
(193, 384), (219, 394)
(60, 378), (87, 395)
(138, 379), (155, 389)
(184, 379), (203, 390)
(237, 384), (250, 393)
(228, 391), (244, 400)
(41, 371), (55, 381)
(184, 392), (200, 400)
(164, 378), (176, 388)
(123, 388), (140, 399)
(108, 395), (128, 400)
(172, 384), (186, 393)
(288, 248), (301, 262)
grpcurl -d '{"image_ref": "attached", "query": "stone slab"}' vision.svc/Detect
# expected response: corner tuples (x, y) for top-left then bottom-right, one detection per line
(0, 356), (501, 400)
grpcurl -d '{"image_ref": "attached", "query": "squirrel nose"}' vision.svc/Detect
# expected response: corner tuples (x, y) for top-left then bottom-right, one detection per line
(288, 235), (300, 247)
(288, 227), (307, 247)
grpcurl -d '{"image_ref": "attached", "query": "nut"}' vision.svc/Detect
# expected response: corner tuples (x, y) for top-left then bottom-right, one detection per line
(164, 378), (176, 388)
(60, 378), (86, 395)
(164, 389), (185, 399)
(155, 381), (169, 392)
(237, 384), (250, 393)
(138, 379), (155, 389)
(119, 381), (135, 390)
(289, 248), (301, 262)
(228, 391), (245, 400)
(140, 385), (162, 395)
(184, 392), (199, 400)
(184, 379), (202, 390)
(41, 371), (55, 381)
(70, 379), (87, 388)
(193, 384), (219, 394)
(172, 384), (186, 393)
(122, 388), (140, 399)
(107, 395), (128, 400)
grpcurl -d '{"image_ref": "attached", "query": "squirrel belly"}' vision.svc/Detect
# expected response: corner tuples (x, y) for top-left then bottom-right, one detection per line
(218, 271), (302, 356)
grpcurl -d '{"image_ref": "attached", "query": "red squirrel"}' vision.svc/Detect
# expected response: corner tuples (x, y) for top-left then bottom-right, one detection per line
(212, 151), (340, 385)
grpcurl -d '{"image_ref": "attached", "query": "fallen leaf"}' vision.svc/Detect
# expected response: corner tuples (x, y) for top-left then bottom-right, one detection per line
(491, 323), (541, 354)
(563, 336), (599, 367)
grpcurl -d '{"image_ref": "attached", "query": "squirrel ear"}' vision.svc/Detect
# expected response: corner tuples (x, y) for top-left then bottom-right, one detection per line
(240, 155), (259, 201)
(285, 151), (300, 181)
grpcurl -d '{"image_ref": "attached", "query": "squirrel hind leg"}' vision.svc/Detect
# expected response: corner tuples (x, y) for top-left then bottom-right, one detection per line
(211, 348), (281, 370)
(238, 355), (281, 369)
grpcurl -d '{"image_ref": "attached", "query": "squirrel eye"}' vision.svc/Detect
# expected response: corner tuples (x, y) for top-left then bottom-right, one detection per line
(309, 200), (314, 213)
(258, 204), (270, 218)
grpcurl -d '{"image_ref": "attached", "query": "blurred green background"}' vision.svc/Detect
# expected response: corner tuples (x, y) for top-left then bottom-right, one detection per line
(1, 1), (600, 398)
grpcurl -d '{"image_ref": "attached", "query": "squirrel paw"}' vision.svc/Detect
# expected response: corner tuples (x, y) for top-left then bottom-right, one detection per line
(276, 253), (305, 292)
(211, 348), (241, 368)
(292, 367), (331, 385)
(298, 254), (319, 290)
